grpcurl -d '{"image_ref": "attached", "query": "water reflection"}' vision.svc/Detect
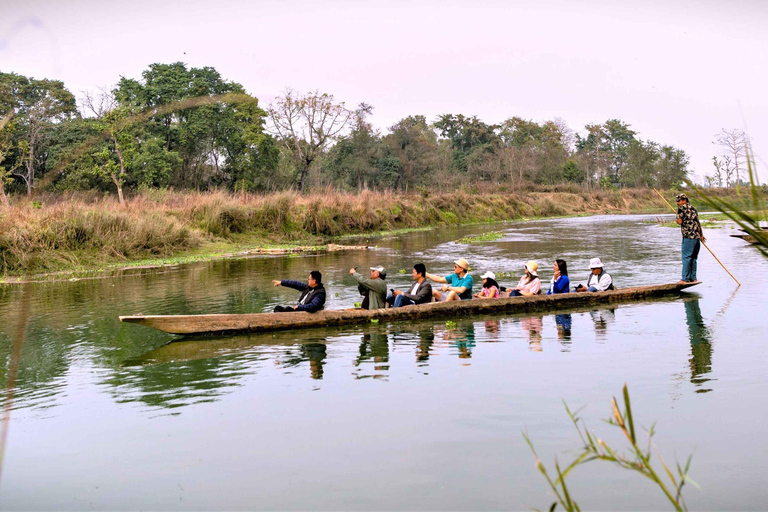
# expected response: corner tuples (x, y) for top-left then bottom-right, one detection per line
(555, 314), (572, 349)
(521, 316), (544, 351)
(684, 299), (714, 392)
(355, 332), (389, 379)
(589, 308), (616, 340)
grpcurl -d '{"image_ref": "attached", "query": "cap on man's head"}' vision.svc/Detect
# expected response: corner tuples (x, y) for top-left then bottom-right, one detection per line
(370, 265), (387, 278)
(454, 258), (470, 271)
(676, 193), (688, 202)
(589, 257), (604, 269)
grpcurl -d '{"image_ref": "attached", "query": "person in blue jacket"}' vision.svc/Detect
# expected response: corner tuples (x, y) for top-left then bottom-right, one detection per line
(547, 259), (570, 295)
(272, 271), (326, 312)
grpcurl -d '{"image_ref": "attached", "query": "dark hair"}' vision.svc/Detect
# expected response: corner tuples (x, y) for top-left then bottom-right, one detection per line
(483, 278), (499, 290)
(413, 263), (426, 277)
(309, 270), (322, 284)
(555, 259), (568, 277)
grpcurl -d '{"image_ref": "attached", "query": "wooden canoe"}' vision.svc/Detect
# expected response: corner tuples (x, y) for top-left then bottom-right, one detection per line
(730, 234), (760, 244)
(120, 282), (700, 336)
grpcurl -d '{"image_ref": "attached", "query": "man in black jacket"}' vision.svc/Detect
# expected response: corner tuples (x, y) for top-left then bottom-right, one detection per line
(386, 263), (433, 308)
(272, 271), (326, 312)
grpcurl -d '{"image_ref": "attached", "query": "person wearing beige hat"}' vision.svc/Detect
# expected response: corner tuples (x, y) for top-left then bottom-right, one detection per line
(425, 258), (474, 301)
(507, 260), (541, 297)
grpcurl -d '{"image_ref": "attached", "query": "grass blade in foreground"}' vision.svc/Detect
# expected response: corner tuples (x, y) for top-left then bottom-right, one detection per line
(525, 385), (695, 511)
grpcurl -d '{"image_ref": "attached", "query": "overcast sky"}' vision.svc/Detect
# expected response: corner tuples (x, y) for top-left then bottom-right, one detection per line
(2, 0), (767, 182)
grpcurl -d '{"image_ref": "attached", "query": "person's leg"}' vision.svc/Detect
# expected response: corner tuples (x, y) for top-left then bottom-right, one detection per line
(274, 305), (291, 312)
(432, 290), (442, 302)
(510, 290), (522, 297)
(690, 239), (701, 281)
(445, 290), (459, 301)
(681, 238), (695, 282)
(393, 295), (414, 307)
(587, 286), (598, 292)
(386, 294), (396, 307)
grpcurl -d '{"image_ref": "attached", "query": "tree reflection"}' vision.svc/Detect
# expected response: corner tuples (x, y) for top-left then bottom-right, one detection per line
(684, 299), (713, 392)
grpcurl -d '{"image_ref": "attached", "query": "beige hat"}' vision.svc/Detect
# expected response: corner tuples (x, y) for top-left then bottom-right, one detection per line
(525, 260), (539, 276)
(454, 258), (470, 271)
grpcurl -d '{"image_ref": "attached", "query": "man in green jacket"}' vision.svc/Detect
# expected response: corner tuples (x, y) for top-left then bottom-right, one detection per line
(350, 265), (388, 310)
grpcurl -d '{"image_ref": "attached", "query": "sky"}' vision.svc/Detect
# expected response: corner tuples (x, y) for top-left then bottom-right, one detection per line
(2, 0), (767, 182)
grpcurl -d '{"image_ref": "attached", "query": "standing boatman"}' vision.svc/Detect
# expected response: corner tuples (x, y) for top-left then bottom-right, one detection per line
(676, 193), (706, 283)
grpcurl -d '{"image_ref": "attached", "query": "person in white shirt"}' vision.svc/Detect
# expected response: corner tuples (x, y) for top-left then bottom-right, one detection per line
(575, 258), (614, 292)
(386, 263), (433, 307)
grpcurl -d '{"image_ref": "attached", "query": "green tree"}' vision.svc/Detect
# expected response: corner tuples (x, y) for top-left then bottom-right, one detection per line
(576, 119), (637, 186)
(382, 115), (438, 190)
(433, 114), (499, 171)
(0, 72), (78, 195)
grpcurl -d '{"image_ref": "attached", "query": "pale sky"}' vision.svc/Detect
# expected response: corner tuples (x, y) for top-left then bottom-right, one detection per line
(2, 0), (767, 182)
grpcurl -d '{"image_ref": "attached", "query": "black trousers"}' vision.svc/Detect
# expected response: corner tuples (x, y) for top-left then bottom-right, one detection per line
(274, 305), (296, 312)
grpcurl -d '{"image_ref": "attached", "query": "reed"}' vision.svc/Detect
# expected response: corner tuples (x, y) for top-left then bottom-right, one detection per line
(524, 385), (695, 511)
(0, 187), (750, 275)
(686, 145), (768, 256)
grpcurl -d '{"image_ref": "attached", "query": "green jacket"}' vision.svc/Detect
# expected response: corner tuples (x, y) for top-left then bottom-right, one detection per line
(353, 273), (387, 310)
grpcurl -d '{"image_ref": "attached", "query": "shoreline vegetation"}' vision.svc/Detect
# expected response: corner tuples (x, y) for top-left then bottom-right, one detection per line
(0, 187), (754, 283)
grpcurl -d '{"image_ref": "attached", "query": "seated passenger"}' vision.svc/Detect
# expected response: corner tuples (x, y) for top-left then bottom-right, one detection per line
(575, 258), (614, 292)
(272, 271), (326, 312)
(474, 271), (501, 299)
(507, 261), (541, 296)
(386, 263), (433, 307)
(426, 258), (473, 301)
(350, 265), (388, 310)
(547, 259), (570, 295)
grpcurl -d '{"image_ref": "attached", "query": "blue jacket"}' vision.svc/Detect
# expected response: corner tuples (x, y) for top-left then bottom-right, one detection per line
(281, 280), (326, 312)
(547, 275), (570, 295)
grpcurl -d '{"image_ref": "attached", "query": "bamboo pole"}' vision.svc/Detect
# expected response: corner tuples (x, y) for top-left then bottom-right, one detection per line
(653, 188), (741, 286)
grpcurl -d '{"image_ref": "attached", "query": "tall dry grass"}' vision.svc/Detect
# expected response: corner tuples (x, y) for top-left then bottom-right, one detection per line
(0, 187), (748, 275)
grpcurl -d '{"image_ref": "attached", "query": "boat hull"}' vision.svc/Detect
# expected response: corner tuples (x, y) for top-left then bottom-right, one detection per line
(120, 282), (700, 335)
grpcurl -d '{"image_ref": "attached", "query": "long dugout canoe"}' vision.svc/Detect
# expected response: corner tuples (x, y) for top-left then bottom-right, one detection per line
(119, 282), (700, 336)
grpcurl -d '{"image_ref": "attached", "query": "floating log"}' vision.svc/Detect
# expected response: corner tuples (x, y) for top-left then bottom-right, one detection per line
(730, 234), (760, 244)
(120, 282), (700, 336)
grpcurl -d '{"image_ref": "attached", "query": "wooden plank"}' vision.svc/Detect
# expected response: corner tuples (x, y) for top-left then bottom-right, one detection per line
(120, 282), (700, 335)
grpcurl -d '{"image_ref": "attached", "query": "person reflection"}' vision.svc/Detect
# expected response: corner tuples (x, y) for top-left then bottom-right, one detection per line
(555, 314), (572, 347)
(484, 320), (501, 342)
(282, 342), (328, 380)
(443, 323), (476, 359)
(356, 332), (390, 377)
(684, 299), (713, 390)
(303, 342), (327, 380)
(416, 329), (435, 363)
(521, 316), (544, 351)
(589, 308), (615, 340)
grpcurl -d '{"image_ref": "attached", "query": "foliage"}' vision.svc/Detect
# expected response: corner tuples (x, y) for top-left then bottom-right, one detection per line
(458, 231), (503, 243)
(524, 385), (696, 512)
(688, 145), (768, 256)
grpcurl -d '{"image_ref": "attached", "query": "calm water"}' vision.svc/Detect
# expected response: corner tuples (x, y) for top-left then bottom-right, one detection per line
(1, 214), (767, 510)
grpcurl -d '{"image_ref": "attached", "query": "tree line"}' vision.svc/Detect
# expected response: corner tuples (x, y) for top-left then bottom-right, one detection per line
(0, 62), (722, 204)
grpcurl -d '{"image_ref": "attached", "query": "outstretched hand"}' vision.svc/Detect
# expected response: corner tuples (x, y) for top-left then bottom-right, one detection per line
(349, 268), (356, 275)
(272, 280), (281, 287)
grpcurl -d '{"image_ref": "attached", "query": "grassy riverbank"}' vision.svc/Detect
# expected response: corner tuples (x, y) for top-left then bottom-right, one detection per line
(0, 187), (751, 280)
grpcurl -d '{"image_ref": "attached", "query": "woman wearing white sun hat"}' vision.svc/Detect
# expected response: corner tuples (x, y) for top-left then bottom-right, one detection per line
(474, 271), (501, 299)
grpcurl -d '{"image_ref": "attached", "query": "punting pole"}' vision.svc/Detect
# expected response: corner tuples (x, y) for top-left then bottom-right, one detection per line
(653, 188), (741, 287)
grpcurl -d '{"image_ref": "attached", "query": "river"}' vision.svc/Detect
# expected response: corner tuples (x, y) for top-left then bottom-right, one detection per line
(0, 213), (766, 510)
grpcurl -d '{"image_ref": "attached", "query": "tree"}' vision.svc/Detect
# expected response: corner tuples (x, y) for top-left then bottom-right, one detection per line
(714, 128), (748, 186)
(113, 62), (266, 190)
(433, 114), (499, 171)
(576, 120), (637, 186)
(382, 115), (438, 190)
(268, 90), (353, 192)
(0, 117), (25, 207)
(0, 72), (78, 195)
